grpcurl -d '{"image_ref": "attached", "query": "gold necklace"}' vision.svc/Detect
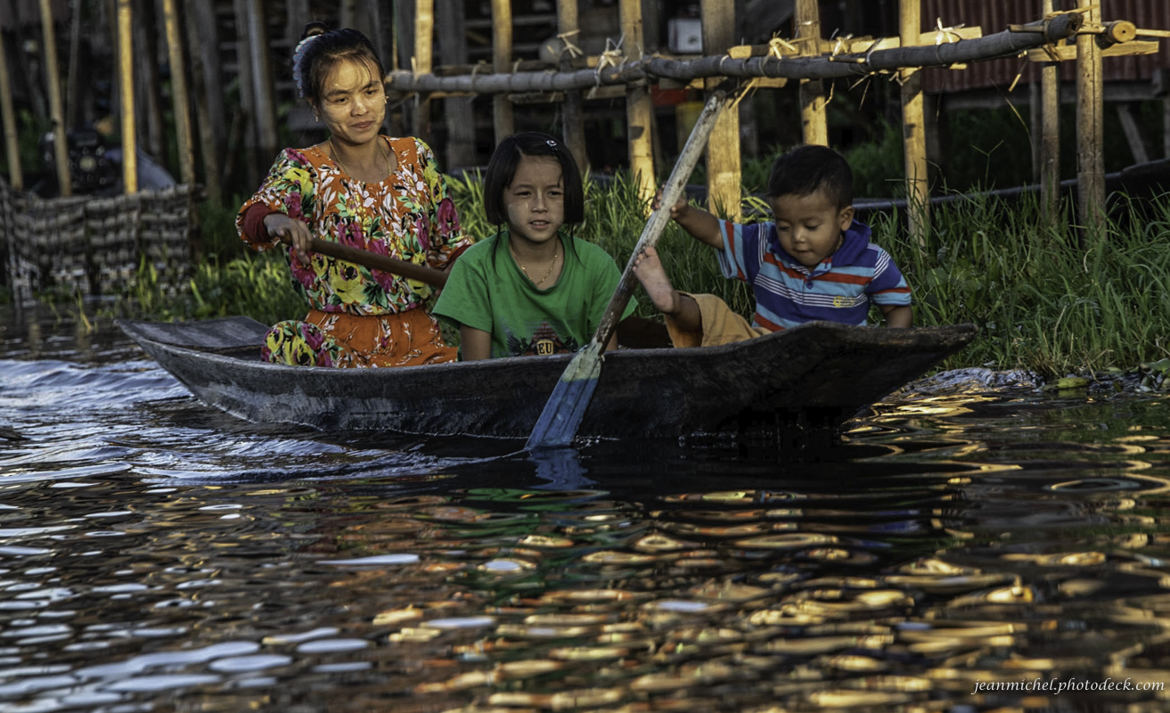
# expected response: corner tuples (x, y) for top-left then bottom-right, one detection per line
(512, 242), (561, 286)
(330, 137), (390, 181)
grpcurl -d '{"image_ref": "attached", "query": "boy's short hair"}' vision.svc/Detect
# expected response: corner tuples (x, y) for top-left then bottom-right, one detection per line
(766, 144), (853, 208)
(482, 132), (584, 225)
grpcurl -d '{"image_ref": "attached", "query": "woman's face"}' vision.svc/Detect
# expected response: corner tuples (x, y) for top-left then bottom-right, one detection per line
(316, 58), (385, 147)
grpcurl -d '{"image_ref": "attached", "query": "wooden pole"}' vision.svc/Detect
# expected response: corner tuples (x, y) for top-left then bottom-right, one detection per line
(246, 0), (278, 169)
(1039, 0), (1060, 225)
(162, 0), (194, 187)
(490, 0), (514, 145)
(1075, 0), (1104, 233)
(184, 0), (222, 203)
(795, 0), (828, 146)
(38, 0), (71, 196)
(899, 0), (928, 249)
(621, 0), (654, 207)
(117, 0), (137, 193)
(436, 0), (474, 167)
(557, 0), (588, 174)
(0, 25), (23, 190)
(413, 0), (434, 141)
(701, 0), (740, 218)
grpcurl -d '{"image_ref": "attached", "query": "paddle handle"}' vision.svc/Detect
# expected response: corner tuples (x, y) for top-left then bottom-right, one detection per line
(591, 87), (733, 349)
(279, 233), (448, 288)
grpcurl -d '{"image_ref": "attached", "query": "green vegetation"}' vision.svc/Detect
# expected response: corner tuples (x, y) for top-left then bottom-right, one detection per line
(90, 172), (1170, 379)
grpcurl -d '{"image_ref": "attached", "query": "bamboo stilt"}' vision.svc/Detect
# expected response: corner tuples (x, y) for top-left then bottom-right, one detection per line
(0, 25), (23, 190)
(701, 0), (740, 218)
(246, 0), (278, 168)
(1040, 0), (1060, 224)
(1076, 0), (1105, 233)
(162, 0), (194, 187)
(490, 0), (514, 145)
(39, 0), (72, 196)
(413, 0), (434, 141)
(620, 0), (654, 206)
(437, 0), (474, 167)
(186, 0), (223, 201)
(795, 0), (828, 146)
(899, 0), (928, 249)
(557, 0), (587, 174)
(117, 0), (136, 193)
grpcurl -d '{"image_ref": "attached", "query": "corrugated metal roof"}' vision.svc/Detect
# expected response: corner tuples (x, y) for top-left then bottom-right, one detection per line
(919, 0), (1170, 93)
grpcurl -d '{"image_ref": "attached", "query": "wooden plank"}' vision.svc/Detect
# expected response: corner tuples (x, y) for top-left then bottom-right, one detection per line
(1027, 40), (1160, 62)
(795, 0), (828, 147)
(117, 0), (137, 194)
(1076, 0), (1105, 233)
(38, 0), (71, 196)
(491, 0), (514, 145)
(437, 0), (475, 168)
(162, 0), (194, 187)
(621, 0), (654, 206)
(899, 0), (928, 249)
(0, 23), (23, 190)
(186, 0), (224, 203)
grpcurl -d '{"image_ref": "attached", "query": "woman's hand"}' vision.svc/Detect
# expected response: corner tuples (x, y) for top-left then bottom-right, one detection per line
(263, 212), (313, 266)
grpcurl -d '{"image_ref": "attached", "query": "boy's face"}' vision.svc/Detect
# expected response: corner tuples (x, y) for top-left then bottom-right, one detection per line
(769, 190), (854, 269)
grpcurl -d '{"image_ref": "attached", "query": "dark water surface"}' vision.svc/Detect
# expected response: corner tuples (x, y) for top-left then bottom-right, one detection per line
(1, 306), (1169, 712)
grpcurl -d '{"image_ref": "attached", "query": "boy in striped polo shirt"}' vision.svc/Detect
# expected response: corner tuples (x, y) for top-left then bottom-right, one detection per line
(633, 144), (911, 347)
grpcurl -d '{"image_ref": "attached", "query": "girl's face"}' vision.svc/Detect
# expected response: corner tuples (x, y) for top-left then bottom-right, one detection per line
(316, 58), (386, 147)
(504, 154), (565, 247)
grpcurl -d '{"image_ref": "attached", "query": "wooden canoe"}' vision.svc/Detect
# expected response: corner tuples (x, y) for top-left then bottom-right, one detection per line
(116, 316), (976, 444)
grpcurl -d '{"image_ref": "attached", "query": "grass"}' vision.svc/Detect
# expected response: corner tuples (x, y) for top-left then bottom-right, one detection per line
(94, 173), (1170, 379)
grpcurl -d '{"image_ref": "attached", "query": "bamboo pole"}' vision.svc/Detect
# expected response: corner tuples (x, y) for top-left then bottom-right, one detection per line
(39, 0), (71, 196)
(490, 0), (514, 145)
(162, 0), (194, 187)
(1039, 0), (1060, 224)
(133, 0), (164, 163)
(116, 0), (137, 193)
(899, 0), (927, 249)
(795, 0), (828, 146)
(413, 0), (434, 140)
(701, 0), (740, 218)
(184, 0), (221, 203)
(0, 25), (23, 190)
(557, 0), (588, 174)
(620, 0), (654, 206)
(384, 14), (1083, 92)
(437, 0), (474, 167)
(246, 0), (278, 168)
(1076, 0), (1104, 233)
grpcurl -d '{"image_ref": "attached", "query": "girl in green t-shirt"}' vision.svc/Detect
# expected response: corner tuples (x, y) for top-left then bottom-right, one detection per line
(433, 132), (635, 360)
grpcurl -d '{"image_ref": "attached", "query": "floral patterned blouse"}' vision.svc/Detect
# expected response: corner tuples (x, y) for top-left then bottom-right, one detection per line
(237, 135), (472, 315)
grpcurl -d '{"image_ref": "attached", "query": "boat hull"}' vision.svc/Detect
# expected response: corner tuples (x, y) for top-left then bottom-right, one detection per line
(118, 317), (976, 442)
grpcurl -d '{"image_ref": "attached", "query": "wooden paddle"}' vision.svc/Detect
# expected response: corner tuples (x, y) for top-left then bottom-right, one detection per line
(525, 86), (735, 450)
(279, 234), (448, 288)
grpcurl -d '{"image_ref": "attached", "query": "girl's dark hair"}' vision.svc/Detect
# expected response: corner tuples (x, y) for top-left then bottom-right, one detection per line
(766, 144), (853, 208)
(482, 132), (584, 225)
(292, 23), (383, 104)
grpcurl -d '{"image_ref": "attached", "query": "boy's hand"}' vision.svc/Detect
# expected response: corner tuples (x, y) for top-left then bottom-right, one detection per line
(652, 188), (689, 221)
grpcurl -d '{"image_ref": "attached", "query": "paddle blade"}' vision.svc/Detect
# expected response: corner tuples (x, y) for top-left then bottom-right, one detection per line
(525, 342), (603, 450)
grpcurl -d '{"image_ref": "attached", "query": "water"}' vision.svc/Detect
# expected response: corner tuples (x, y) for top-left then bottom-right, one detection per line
(1, 305), (1169, 712)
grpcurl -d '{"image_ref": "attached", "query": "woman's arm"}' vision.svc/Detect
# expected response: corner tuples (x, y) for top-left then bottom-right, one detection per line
(262, 212), (313, 266)
(459, 326), (492, 361)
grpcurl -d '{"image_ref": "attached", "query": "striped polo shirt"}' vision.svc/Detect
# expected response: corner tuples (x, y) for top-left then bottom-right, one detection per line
(716, 218), (911, 331)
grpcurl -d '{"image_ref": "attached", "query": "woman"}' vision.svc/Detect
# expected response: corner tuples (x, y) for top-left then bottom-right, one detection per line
(236, 24), (472, 368)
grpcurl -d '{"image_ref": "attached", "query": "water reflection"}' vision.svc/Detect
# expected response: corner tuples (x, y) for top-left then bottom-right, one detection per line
(1, 307), (1169, 711)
